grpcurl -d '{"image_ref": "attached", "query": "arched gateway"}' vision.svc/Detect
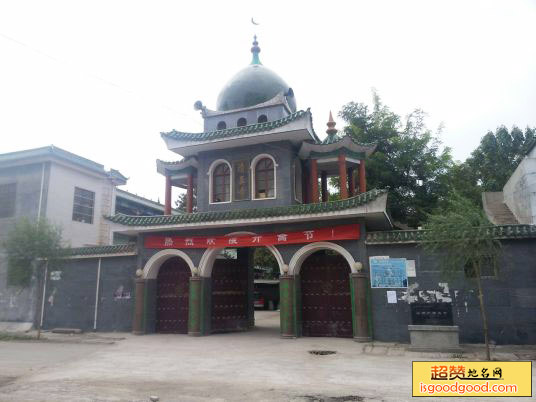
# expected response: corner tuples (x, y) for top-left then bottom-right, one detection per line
(113, 35), (388, 341)
(300, 251), (353, 338)
(155, 257), (191, 333)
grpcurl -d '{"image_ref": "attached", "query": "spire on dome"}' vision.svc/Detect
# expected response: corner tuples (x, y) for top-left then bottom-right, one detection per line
(251, 35), (262, 65)
(326, 111), (337, 136)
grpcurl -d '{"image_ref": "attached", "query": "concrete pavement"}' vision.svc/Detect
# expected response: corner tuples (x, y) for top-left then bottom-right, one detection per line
(0, 311), (534, 401)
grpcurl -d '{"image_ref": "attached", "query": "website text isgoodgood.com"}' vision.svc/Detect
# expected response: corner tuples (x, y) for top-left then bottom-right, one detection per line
(419, 382), (518, 395)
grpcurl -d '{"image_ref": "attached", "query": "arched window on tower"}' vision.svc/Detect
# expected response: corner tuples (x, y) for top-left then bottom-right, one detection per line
(253, 156), (276, 199)
(217, 121), (226, 130)
(237, 117), (247, 127)
(212, 163), (231, 203)
(257, 114), (268, 123)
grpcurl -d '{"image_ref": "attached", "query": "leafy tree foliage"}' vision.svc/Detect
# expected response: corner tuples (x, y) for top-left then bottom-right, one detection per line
(423, 192), (501, 360)
(3, 218), (67, 287)
(253, 247), (279, 279)
(464, 126), (535, 193)
(175, 190), (197, 213)
(339, 93), (453, 227)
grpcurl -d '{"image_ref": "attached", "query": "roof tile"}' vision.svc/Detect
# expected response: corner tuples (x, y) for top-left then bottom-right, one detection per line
(106, 189), (387, 227)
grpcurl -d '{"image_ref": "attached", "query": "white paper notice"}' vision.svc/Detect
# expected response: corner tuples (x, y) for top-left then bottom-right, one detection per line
(406, 260), (416, 277)
(387, 290), (397, 304)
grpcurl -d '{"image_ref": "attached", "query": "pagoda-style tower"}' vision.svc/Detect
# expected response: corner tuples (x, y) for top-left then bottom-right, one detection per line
(156, 36), (375, 215)
(109, 36), (389, 341)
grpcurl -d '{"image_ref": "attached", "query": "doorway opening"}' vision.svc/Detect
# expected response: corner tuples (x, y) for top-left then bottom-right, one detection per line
(252, 247), (280, 334)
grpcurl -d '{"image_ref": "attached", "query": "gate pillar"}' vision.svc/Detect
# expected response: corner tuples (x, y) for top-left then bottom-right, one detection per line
(350, 272), (371, 342)
(188, 276), (211, 336)
(133, 278), (145, 335)
(280, 275), (300, 338)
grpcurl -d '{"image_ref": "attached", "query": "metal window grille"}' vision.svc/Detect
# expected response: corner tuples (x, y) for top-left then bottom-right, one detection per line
(72, 187), (95, 224)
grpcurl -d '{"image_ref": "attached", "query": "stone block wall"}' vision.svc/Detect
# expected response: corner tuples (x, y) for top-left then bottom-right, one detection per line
(41, 255), (137, 332)
(366, 239), (536, 345)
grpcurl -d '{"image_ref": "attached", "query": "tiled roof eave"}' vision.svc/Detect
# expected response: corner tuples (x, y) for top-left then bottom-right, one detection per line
(300, 135), (376, 159)
(365, 225), (536, 244)
(65, 243), (137, 258)
(161, 109), (313, 143)
(110, 206), (388, 234)
(156, 157), (198, 176)
(105, 189), (388, 229)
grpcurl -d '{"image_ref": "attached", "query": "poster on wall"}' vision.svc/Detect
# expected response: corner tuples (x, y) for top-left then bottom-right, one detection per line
(406, 259), (416, 277)
(369, 257), (408, 288)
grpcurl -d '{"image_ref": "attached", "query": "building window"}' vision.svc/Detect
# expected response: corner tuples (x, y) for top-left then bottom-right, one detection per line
(464, 258), (498, 279)
(258, 114), (268, 123)
(254, 157), (275, 199)
(212, 163), (231, 203)
(233, 160), (249, 201)
(72, 187), (95, 224)
(0, 183), (16, 218)
(237, 117), (247, 127)
(217, 121), (226, 130)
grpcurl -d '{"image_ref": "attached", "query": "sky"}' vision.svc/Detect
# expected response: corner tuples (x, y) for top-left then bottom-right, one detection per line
(1, 0), (535, 204)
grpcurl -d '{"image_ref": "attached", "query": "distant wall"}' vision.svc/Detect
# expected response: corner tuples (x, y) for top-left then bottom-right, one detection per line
(42, 255), (137, 332)
(46, 162), (113, 247)
(367, 239), (536, 345)
(0, 163), (48, 323)
(0, 253), (38, 323)
(503, 150), (536, 224)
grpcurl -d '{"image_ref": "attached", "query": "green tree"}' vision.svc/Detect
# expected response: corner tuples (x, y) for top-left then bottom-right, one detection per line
(339, 93), (453, 227)
(253, 247), (279, 279)
(3, 218), (67, 338)
(445, 162), (482, 206)
(423, 193), (501, 360)
(465, 126), (535, 192)
(175, 190), (197, 213)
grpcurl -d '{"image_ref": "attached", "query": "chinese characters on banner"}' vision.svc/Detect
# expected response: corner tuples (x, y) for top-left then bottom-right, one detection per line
(144, 224), (360, 249)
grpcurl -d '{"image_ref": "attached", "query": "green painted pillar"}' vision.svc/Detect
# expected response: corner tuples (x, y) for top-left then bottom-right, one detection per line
(188, 276), (211, 336)
(143, 279), (157, 334)
(188, 276), (203, 336)
(350, 272), (372, 342)
(241, 248), (255, 329)
(280, 275), (299, 338)
(132, 278), (145, 335)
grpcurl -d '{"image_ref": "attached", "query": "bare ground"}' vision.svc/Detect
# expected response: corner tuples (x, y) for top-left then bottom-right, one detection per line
(0, 311), (533, 402)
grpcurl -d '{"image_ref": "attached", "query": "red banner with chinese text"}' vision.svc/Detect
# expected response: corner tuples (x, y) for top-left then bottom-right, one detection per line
(144, 224), (360, 249)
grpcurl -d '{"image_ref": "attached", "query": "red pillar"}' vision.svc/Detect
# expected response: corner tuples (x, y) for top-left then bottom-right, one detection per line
(186, 173), (193, 213)
(164, 174), (172, 215)
(302, 166), (309, 204)
(321, 171), (328, 202)
(348, 167), (355, 197)
(359, 159), (366, 193)
(338, 153), (348, 199)
(310, 159), (319, 203)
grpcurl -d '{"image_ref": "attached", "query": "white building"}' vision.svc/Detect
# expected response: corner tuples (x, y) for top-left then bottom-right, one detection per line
(0, 145), (174, 323)
(483, 141), (536, 225)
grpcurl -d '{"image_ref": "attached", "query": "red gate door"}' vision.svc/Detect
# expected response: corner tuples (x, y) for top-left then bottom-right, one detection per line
(156, 257), (191, 333)
(211, 259), (248, 333)
(301, 251), (353, 337)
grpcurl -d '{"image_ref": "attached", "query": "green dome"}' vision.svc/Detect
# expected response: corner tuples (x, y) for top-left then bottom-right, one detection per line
(216, 37), (296, 112)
